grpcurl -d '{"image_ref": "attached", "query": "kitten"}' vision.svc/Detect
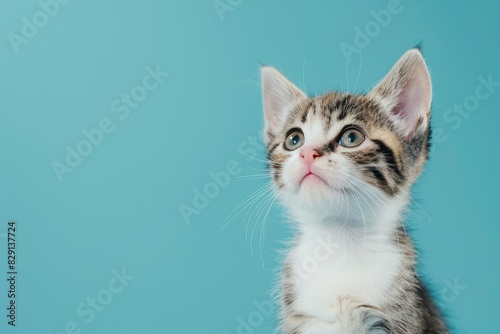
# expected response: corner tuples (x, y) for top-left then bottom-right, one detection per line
(260, 49), (449, 333)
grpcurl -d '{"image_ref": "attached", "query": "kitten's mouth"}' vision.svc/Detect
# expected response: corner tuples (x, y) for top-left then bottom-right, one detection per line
(300, 171), (328, 186)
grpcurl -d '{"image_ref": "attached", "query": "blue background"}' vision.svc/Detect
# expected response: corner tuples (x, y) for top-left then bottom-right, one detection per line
(0, 0), (498, 333)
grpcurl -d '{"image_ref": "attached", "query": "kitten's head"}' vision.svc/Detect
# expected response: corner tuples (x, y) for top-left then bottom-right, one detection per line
(261, 49), (432, 226)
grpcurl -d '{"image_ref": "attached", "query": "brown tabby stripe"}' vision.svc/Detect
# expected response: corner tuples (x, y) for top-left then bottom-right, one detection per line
(300, 101), (314, 123)
(367, 166), (388, 188)
(368, 168), (396, 196)
(372, 139), (404, 182)
(268, 142), (280, 155)
(342, 148), (379, 165)
(334, 95), (350, 121)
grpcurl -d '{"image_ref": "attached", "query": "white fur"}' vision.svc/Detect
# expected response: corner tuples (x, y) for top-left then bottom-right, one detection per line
(285, 198), (408, 332)
(277, 114), (411, 333)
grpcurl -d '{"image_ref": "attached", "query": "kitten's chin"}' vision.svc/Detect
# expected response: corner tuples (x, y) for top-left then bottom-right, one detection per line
(283, 177), (370, 223)
(286, 182), (339, 216)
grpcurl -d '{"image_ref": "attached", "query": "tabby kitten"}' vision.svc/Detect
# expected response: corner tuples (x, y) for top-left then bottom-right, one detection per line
(261, 49), (449, 333)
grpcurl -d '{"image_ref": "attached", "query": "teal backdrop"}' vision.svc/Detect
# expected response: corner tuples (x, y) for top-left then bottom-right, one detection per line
(0, 1), (498, 333)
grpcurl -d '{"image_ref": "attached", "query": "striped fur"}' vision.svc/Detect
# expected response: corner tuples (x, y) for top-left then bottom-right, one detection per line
(261, 49), (449, 333)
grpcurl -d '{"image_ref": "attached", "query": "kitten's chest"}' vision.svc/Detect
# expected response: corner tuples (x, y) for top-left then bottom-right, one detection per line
(287, 236), (402, 324)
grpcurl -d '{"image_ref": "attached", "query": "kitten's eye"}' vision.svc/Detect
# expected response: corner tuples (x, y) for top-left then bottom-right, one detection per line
(339, 128), (365, 148)
(284, 130), (304, 151)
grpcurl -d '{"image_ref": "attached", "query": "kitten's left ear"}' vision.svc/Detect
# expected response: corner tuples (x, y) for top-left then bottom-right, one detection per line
(369, 49), (432, 140)
(261, 67), (306, 142)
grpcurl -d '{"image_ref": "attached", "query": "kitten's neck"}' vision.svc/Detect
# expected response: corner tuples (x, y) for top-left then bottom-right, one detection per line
(291, 192), (409, 244)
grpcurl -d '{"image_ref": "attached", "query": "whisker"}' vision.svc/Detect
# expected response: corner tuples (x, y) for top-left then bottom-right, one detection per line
(258, 188), (282, 268)
(220, 183), (273, 232)
(302, 60), (307, 93)
(231, 174), (272, 181)
(249, 190), (276, 255)
(353, 48), (363, 93)
(345, 59), (350, 92)
(241, 155), (286, 166)
(242, 73), (261, 89)
(346, 181), (367, 237)
(276, 57), (284, 75)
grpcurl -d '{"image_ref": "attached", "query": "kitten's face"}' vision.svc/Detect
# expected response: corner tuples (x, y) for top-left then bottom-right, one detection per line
(261, 49), (432, 224)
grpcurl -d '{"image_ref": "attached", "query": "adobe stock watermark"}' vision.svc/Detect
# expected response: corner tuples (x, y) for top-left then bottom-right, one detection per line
(340, 0), (405, 63)
(213, 0), (243, 22)
(178, 161), (242, 224)
(436, 277), (467, 310)
(223, 299), (274, 334)
(434, 74), (500, 144)
(7, 0), (72, 54)
(49, 268), (135, 334)
(178, 131), (266, 224)
(237, 133), (265, 163)
(51, 64), (169, 183)
(294, 234), (339, 285)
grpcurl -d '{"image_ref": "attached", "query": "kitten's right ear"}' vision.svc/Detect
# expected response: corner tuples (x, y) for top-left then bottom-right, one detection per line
(368, 49), (432, 141)
(261, 67), (306, 142)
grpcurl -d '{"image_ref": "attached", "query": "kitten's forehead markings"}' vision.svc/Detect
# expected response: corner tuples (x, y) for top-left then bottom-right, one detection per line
(327, 113), (355, 139)
(299, 100), (314, 123)
(324, 93), (351, 125)
(302, 103), (327, 148)
(319, 95), (336, 133)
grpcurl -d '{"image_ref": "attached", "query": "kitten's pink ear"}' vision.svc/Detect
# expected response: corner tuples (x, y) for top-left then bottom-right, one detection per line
(261, 67), (306, 141)
(369, 49), (432, 140)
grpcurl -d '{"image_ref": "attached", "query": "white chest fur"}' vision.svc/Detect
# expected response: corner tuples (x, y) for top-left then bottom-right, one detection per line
(286, 227), (403, 332)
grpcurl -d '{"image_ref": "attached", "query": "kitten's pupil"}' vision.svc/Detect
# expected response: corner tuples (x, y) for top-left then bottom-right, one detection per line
(284, 130), (304, 150)
(339, 129), (364, 148)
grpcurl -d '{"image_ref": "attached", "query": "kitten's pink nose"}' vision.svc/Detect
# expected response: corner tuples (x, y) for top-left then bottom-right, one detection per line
(300, 147), (322, 167)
